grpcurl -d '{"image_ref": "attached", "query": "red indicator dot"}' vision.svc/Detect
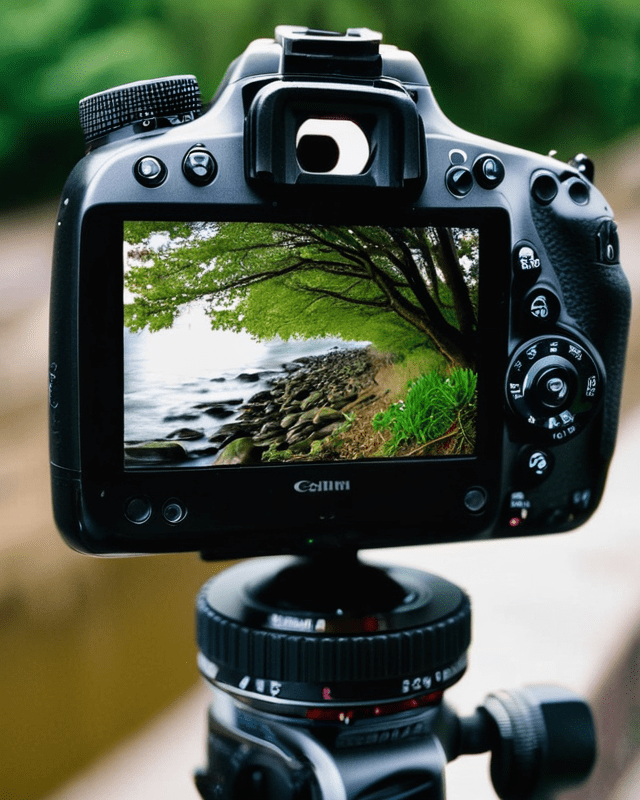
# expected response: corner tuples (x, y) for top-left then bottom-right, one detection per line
(322, 686), (332, 701)
(509, 517), (521, 528)
(362, 616), (379, 633)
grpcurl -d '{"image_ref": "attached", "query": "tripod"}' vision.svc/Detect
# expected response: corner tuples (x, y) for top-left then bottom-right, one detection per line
(193, 552), (595, 799)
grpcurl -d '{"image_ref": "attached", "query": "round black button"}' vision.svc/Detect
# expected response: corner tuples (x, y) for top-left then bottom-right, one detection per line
(522, 286), (561, 329)
(519, 446), (554, 484)
(464, 487), (488, 513)
(163, 499), (187, 524)
(534, 365), (573, 410)
(513, 241), (542, 285)
(446, 166), (473, 197)
(531, 172), (558, 205)
(567, 178), (590, 206)
(134, 156), (167, 187)
(473, 154), (505, 189)
(183, 147), (217, 185)
(125, 496), (152, 524)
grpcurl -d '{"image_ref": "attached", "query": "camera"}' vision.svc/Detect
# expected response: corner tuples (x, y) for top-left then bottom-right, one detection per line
(50, 25), (630, 558)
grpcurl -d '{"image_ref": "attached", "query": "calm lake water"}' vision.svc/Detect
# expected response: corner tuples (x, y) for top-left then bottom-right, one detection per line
(124, 303), (368, 452)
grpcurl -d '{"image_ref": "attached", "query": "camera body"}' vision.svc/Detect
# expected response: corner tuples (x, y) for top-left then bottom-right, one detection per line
(50, 26), (630, 557)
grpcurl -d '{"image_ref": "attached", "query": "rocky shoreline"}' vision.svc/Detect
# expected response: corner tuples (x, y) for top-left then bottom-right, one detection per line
(125, 346), (391, 466)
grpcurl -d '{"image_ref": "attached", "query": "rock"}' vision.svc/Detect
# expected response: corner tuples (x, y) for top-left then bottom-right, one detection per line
(236, 372), (260, 383)
(286, 424), (315, 445)
(313, 407), (344, 426)
(289, 438), (313, 454)
(255, 433), (287, 448)
(300, 390), (325, 411)
(203, 404), (238, 419)
(215, 437), (262, 466)
(166, 428), (205, 441)
(258, 421), (282, 437)
(311, 421), (343, 440)
(280, 412), (301, 429)
(125, 441), (188, 464)
(208, 422), (252, 444)
(246, 390), (274, 404)
(163, 412), (200, 422)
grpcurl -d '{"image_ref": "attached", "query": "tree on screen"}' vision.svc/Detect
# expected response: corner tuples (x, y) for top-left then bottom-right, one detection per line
(124, 222), (479, 370)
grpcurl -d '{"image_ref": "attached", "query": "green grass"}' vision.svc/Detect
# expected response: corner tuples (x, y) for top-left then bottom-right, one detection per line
(372, 368), (477, 456)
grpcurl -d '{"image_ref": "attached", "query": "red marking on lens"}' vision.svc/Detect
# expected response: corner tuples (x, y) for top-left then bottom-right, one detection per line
(306, 691), (443, 722)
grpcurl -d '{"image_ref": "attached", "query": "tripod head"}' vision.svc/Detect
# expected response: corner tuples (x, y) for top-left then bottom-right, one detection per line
(194, 554), (595, 799)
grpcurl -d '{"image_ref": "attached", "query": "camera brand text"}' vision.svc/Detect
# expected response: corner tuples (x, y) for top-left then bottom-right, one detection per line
(294, 480), (351, 493)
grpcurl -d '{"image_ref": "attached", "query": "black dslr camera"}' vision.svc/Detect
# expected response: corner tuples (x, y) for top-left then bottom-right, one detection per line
(50, 27), (629, 800)
(50, 26), (629, 558)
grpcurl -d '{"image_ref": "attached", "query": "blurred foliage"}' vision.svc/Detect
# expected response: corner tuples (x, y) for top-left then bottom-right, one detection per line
(3, 0), (640, 207)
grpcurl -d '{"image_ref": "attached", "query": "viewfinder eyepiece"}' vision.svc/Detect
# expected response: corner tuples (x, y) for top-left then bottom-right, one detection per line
(295, 119), (370, 175)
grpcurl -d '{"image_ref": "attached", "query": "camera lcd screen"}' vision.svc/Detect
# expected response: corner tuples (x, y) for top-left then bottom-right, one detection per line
(123, 222), (479, 469)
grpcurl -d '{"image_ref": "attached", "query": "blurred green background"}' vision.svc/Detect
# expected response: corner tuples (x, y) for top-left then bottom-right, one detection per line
(5, 0), (640, 208)
(2, 2), (640, 799)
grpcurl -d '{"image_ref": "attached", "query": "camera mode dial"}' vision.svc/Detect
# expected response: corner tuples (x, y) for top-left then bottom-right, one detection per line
(79, 76), (203, 145)
(507, 336), (603, 443)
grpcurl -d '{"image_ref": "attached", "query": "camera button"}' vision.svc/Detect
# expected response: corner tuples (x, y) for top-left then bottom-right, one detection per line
(567, 178), (590, 205)
(464, 487), (488, 513)
(513, 241), (542, 285)
(531, 171), (558, 205)
(448, 148), (467, 165)
(163, 499), (187, 524)
(134, 156), (167, 187)
(519, 446), (554, 485)
(522, 287), (561, 329)
(473, 154), (505, 189)
(446, 166), (473, 197)
(596, 220), (620, 264)
(125, 496), (152, 524)
(183, 147), (217, 185)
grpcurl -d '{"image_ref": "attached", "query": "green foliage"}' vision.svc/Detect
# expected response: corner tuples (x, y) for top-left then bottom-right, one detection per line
(10, 1), (639, 208)
(372, 368), (477, 455)
(123, 221), (479, 368)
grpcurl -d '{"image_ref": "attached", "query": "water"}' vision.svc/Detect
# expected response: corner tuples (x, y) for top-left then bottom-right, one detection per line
(124, 303), (368, 461)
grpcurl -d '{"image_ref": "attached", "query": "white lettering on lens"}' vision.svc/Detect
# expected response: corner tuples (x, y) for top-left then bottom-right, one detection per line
(294, 480), (351, 493)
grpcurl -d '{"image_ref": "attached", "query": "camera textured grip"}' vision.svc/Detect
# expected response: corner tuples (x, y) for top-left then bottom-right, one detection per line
(532, 203), (631, 457)
(79, 76), (203, 143)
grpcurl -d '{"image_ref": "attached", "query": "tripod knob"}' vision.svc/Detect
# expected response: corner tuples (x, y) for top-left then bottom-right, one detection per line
(479, 685), (596, 800)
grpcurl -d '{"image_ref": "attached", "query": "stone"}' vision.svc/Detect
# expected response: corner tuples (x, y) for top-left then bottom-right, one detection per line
(215, 437), (263, 466)
(203, 404), (238, 419)
(313, 407), (344, 426)
(124, 441), (188, 464)
(300, 390), (325, 411)
(166, 428), (205, 441)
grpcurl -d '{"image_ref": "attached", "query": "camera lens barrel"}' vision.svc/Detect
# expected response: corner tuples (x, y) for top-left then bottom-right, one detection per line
(196, 556), (471, 709)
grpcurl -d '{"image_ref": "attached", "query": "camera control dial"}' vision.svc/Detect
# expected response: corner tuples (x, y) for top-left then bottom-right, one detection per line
(79, 76), (203, 145)
(507, 336), (603, 443)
